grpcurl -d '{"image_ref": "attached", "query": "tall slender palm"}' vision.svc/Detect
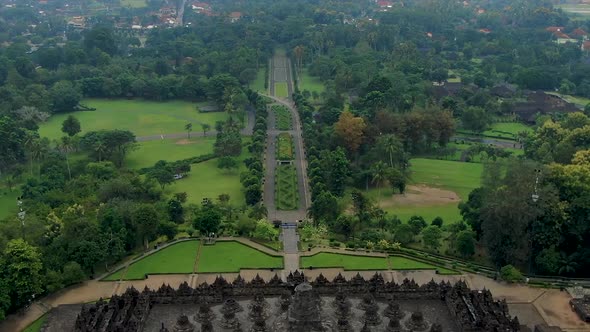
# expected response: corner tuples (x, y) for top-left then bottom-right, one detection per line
(23, 131), (37, 176)
(185, 122), (193, 139)
(371, 161), (388, 206)
(293, 45), (304, 73)
(59, 136), (73, 180)
(95, 141), (106, 162)
(201, 123), (211, 137)
(382, 135), (401, 168)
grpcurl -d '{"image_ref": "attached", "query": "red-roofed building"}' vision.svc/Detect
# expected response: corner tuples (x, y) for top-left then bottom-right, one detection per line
(479, 28), (491, 34)
(546, 26), (564, 33)
(377, 0), (393, 7)
(229, 12), (242, 22)
(572, 28), (588, 38)
(554, 31), (570, 39)
(582, 41), (590, 51)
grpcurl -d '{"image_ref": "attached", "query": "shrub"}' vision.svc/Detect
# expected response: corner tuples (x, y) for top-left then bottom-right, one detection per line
(431, 217), (443, 227)
(62, 261), (86, 286)
(500, 265), (523, 283)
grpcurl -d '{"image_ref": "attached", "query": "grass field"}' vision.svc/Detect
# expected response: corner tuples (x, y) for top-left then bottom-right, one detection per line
(23, 314), (47, 332)
(39, 99), (228, 139)
(166, 152), (247, 206)
(273, 105), (292, 130)
(121, 0), (147, 8)
(275, 82), (289, 98)
(197, 241), (283, 272)
(298, 69), (325, 95)
(104, 241), (200, 280)
(300, 253), (388, 270)
(377, 158), (483, 223)
(126, 137), (215, 169)
(0, 187), (19, 220)
(482, 122), (532, 139)
(388, 256), (456, 274)
(276, 133), (294, 160)
(251, 68), (267, 93)
(555, 4), (590, 17)
(276, 165), (298, 210)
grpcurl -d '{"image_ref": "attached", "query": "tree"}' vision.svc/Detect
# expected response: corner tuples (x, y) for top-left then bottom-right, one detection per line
(252, 219), (279, 241)
(62, 261), (86, 286)
(370, 161), (388, 206)
(334, 111), (366, 154)
(408, 216), (427, 235)
(461, 106), (490, 133)
(431, 217), (443, 227)
(61, 115), (81, 137)
(50, 81), (82, 113)
(217, 156), (239, 172)
(2, 239), (43, 308)
(133, 204), (160, 250)
(459, 188), (485, 239)
(421, 225), (442, 250)
(535, 247), (560, 275)
(386, 168), (406, 194)
(202, 123), (211, 136)
(167, 198), (184, 223)
(394, 224), (414, 245)
(148, 162), (174, 189)
(193, 203), (222, 235)
(455, 230), (476, 258)
(58, 136), (74, 180)
(500, 265), (523, 283)
(245, 185), (262, 205)
(185, 122), (192, 139)
(308, 190), (339, 223)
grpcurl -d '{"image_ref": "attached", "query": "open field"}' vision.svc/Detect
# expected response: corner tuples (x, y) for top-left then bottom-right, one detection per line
(0, 186), (19, 220)
(126, 137), (215, 169)
(274, 82), (289, 98)
(104, 241), (200, 280)
(39, 99), (228, 139)
(276, 133), (294, 160)
(486, 122), (532, 136)
(273, 105), (292, 130)
(555, 4), (590, 17)
(275, 165), (298, 210)
(251, 68), (267, 93)
(166, 152), (248, 205)
(298, 69), (325, 95)
(388, 256), (457, 274)
(370, 159), (483, 223)
(197, 241), (283, 273)
(300, 253), (388, 270)
(121, 0), (147, 8)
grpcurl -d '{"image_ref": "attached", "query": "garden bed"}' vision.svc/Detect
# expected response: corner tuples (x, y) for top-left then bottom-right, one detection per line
(276, 133), (294, 160)
(272, 105), (292, 130)
(275, 165), (298, 210)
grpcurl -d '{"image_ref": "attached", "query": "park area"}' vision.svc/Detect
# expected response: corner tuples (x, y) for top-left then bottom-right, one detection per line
(0, 186), (19, 220)
(273, 105), (292, 130)
(276, 133), (294, 160)
(274, 82), (289, 98)
(298, 69), (325, 95)
(275, 165), (298, 210)
(120, 0), (147, 8)
(104, 240), (282, 280)
(370, 158), (483, 223)
(126, 136), (215, 169)
(38, 99), (227, 139)
(300, 252), (457, 273)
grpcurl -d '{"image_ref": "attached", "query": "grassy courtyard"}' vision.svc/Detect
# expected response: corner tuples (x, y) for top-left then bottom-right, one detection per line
(275, 82), (289, 98)
(251, 68), (267, 93)
(301, 253), (388, 270)
(273, 105), (292, 130)
(121, 0), (147, 8)
(166, 152), (248, 206)
(39, 99), (228, 139)
(23, 314), (47, 332)
(104, 240), (200, 281)
(298, 69), (325, 95)
(276, 133), (294, 160)
(0, 186), (19, 220)
(197, 241), (283, 273)
(126, 137), (215, 169)
(375, 158), (483, 223)
(275, 165), (298, 210)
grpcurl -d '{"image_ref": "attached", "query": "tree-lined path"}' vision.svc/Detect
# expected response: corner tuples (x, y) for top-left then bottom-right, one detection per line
(263, 51), (311, 271)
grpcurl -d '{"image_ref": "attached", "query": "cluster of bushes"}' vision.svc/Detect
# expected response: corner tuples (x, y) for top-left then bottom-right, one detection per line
(241, 91), (268, 205)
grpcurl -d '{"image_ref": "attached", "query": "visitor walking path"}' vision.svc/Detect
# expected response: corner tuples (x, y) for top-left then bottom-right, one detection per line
(263, 51), (311, 268)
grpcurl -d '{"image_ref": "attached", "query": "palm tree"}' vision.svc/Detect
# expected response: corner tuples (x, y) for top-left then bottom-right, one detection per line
(23, 131), (37, 176)
(95, 140), (106, 162)
(59, 136), (73, 180)
(381, 135), (401, 168)
(202, 123), (211, 137)
(293, 45), (304, 73)
(371, 161), (388, 206)
(185, 122), (192, 139)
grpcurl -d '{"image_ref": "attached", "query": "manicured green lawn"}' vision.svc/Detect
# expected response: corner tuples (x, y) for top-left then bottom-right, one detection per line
(489, 122), (533, 135)
(300, 253), (389, 270)
(0, 187), (19, 220)
(39, 99), (228, 139)
(409, 158), (482, 199)
(104, 241), (200, 280)
(23, 314), (47, 332)
(197, 241), (283, 272)
(126, 137), (215, 169)
(276, 133), (294, 160)
(165, 146), (250, 205)
(251, 68), (267, 93)
(275, 82), (289, 98)
(276, 165), (298, 210)
(273, 105), (292, 130)
(298, 69), (325, 95)
(121, 0), (147, 8)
